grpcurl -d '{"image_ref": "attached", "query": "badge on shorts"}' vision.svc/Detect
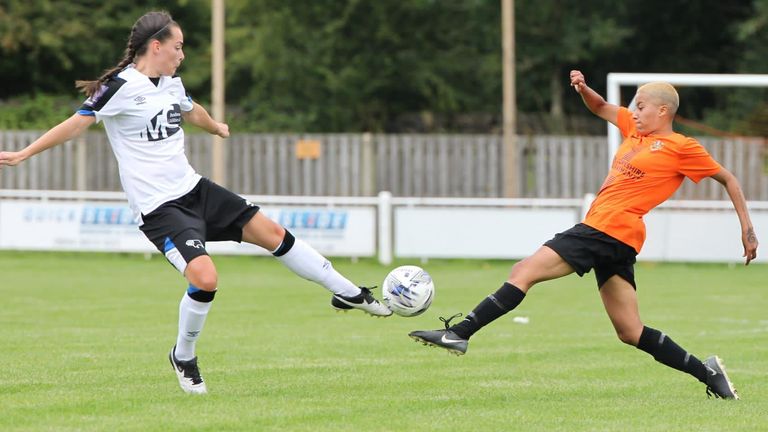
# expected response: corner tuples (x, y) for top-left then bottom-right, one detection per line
(650, 140), (664, 151)
(186, 239), (204, 249)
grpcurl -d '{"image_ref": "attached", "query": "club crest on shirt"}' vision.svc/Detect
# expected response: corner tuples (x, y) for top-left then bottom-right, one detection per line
(185, 239), (204, 249)
(650, 140), (664, 151)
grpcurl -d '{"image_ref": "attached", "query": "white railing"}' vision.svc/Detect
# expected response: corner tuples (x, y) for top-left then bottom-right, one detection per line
(2, 189), (766, 265)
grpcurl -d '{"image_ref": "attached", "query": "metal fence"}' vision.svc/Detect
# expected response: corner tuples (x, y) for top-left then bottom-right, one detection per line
(1, 130), (765, 199)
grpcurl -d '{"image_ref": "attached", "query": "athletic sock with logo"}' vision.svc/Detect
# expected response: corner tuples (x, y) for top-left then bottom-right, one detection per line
(272, 230), (360, 298)
(450, 282), (526, 339)
(636, 326), (708, 383)
(174, 286), (215, 361)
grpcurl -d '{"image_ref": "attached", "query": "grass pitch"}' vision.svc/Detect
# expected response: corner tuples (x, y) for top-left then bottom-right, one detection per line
(1, 251), (766, 431)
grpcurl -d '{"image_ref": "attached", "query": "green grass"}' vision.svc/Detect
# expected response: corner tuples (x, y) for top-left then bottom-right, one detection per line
(1, 252), (766, 431)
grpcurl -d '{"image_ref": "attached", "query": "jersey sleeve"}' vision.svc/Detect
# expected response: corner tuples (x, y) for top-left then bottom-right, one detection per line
(616, 107), (634, 138)
(180, 93), (193, 112)
(76, 77), (127, 123)
(678, 138), (722, 183)
(172, 75), (194, 112)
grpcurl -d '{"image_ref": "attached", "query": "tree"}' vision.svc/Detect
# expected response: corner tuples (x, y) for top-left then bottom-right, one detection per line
(580, 0), (754, 134)
(225, 0), (501, 132)
(515, 0), (631, 122)
(0, 0), (765, 134)
(721, 0), (768, 136)
(0, 1), (211, 99)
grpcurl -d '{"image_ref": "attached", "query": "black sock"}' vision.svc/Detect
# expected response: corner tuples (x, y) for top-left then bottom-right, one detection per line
(450, 282), (526, 339)
(636, 326), (708, 383)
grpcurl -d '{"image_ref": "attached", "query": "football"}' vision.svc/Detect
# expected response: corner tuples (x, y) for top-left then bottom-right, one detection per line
(382, 265), (435, 317)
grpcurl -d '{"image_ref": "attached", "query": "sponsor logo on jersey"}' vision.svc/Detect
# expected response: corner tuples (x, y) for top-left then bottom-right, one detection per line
(143, 103), (182, 141)
(134, 96), (146, 105)
(650, 140), (664, 151)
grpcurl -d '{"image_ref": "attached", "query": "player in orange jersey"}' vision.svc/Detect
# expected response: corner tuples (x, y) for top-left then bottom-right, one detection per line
(409, 70), (758, 400)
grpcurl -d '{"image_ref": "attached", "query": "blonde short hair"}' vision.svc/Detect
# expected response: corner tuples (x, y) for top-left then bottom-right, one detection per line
(637, 82), (679, 114)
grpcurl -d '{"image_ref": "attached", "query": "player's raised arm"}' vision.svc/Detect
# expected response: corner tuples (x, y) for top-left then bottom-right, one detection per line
(0, 113), (95, 168)
(570, 70), (620, 127)
(182, 101), (229, 138)
(710, 168), (758, 265)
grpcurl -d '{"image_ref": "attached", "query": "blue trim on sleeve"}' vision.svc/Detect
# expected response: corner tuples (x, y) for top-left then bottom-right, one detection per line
(77, 109), (95, 116)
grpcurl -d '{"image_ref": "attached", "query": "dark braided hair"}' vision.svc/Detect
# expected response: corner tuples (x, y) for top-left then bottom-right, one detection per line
(76, 11), (178, 97)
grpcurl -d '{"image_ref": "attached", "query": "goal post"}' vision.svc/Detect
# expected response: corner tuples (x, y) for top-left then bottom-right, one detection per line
(605, 72), (768, 162)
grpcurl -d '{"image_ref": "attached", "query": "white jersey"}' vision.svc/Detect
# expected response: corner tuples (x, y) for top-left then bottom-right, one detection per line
(78, 65), (201, 218)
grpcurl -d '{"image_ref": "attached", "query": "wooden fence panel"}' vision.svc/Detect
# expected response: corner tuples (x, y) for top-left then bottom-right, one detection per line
(1, 130), (765, 200)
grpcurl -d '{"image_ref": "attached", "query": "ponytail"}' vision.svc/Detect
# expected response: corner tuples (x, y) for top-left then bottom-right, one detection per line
(75, 11), (176, 98)
(75, 47), (135, 97)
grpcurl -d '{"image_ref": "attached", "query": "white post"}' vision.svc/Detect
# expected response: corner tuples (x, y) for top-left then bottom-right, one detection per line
(211, 0), (226, 186)
(581, 193), (595, 220)
(76, 136), (87, 191)
(377, 190), (392, 265)
(606, 72), (768, 169)
(606, 73), (621, 169)
(501, 0), (518, 197)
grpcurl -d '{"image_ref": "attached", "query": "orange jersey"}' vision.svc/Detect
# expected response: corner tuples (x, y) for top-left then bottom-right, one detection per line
(583, 107), (722, 252)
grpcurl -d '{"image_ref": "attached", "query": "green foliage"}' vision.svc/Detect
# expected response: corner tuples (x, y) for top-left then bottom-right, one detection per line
(226, 0), (501, 132)
(0, 0), (212, 99)
(0, 94), (81, 129)
(0, 0), (766, 133)
(516, 0), (632, 116)
(717, 0), (768, 136)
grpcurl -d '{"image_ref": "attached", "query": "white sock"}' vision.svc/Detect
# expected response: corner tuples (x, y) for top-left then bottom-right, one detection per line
(275, 238), (361, 297)
(174, 293), (213, 361)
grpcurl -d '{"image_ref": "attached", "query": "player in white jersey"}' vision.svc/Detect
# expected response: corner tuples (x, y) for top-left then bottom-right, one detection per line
(0, 11), (391, 395)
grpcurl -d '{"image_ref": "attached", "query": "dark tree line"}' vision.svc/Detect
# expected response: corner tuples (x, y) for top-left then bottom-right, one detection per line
(0, 0), (765, 134)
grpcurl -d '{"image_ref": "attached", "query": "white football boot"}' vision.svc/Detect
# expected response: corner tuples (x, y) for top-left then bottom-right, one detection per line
(331, 287), (392, 317)
(169, 346), (207, 394)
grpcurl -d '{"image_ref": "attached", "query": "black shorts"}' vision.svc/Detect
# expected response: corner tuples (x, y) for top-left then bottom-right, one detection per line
(139, 178), (260, 273)
(543, 223), (637, 289)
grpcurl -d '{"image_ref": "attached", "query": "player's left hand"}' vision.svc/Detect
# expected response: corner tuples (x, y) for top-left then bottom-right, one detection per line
(742, 227), (758, 265)
(215, 122), (230, 138)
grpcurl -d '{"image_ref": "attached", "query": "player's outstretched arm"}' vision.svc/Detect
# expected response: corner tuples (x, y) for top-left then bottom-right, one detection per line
(183, 101), (229, 138)
(0, 113), (95, 168)
(711, 168), (758, 265)
(569, 70), (620, 127)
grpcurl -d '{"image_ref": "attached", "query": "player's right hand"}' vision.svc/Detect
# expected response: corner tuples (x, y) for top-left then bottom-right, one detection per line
(570, 70), (586, 93)
(0, 150), (25, 168)
(742, 227), (758, 265)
